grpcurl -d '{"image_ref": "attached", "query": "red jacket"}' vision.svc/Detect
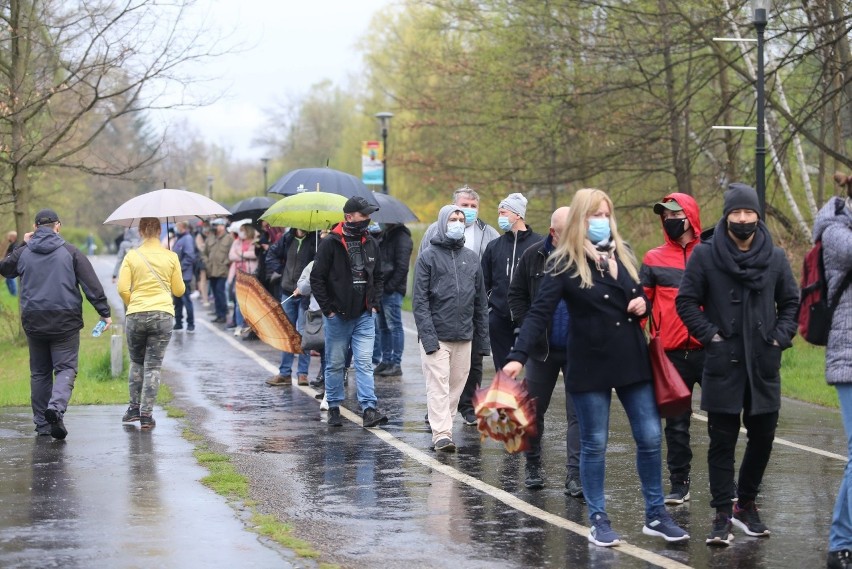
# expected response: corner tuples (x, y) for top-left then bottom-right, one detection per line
(640, 192), (703, 351)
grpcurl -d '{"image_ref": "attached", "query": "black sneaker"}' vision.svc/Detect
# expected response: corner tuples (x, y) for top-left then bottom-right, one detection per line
(309, 374), (325, 388)
(377, 363), (402, 377)
(706, 512), (734, 546)
(828, 549), (852, 569)
(122, 406), (140, 424)
(140, 414), (156, 430)
(565, 474), (583, 498)
(434, 438), (456, 452)
(373, 362), (390, 375)
(665, 479), (690, 505)
(462, 409), (478, 426)
(732, 500), (770, 536)
(524, 462), (544, 489)
(362, 407), (388, 428)
(328, 407), (343, 427)
(173, 323), (183, 331)
(186, 324), (195, 333)
(44, 408), (67, 440)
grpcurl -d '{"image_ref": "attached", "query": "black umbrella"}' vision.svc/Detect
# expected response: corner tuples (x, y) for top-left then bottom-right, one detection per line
(267, 167), (378, 205)
(229, 196), (278, 222)
(370, 191), (418, 224)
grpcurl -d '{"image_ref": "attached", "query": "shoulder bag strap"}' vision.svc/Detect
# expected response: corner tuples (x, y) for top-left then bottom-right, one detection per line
(134, 249), (171, 294)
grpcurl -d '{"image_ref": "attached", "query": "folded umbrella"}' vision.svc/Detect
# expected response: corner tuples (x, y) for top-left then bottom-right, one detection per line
(473, 371), (538, 453)
(235, 272), (303, 354)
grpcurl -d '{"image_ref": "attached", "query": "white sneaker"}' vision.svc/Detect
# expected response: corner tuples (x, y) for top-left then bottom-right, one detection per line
(320, 394), (329, 411)
(233, 327), (242, 336)
(190, 290), (200, 299)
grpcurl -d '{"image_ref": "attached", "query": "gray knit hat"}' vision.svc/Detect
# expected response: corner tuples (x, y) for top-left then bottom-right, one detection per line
(498, 193), (528, 218)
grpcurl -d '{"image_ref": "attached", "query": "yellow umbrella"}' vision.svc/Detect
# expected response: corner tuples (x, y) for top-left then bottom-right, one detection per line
(259, 191), (346, 232)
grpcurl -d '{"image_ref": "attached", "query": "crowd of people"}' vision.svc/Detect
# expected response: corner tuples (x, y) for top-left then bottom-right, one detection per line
(6, 177), (852, 567)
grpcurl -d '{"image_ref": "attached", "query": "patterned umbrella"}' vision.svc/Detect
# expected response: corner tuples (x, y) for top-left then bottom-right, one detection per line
(473, 371), (538, 453)
(234, 272), (302, 353)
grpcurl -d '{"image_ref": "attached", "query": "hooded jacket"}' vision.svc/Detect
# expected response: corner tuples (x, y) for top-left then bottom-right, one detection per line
(413, 206), (490, 353)
(676, 220), (799, 415)
(265, 229), (318, 294)
(482, 225), (542, 321)
(0, 227), (110, 337)
(639, 192), (703, 351)
(378, 224), (413, 296)
(310, 223), (382, 320)
(813, 197), (852, 385)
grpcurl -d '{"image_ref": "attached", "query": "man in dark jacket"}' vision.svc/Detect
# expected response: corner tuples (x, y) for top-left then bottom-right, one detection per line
(311, 196), (388, 428)
(172, 221), (196, 332)
(0, 209), (112, 439)
(483, 192), (542, 370)
(507, 206), (582, 496)
(640, 193), (704, 505)
(676, 184), (798, 546)
(373, 222), (413, 377)
(265, 227), (317, 386)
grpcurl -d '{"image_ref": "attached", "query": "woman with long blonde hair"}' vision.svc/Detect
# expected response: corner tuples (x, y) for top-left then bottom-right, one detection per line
(504, 189), (688, 547)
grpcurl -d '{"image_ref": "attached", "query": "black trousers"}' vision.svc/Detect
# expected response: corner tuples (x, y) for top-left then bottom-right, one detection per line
(524, 349), (580, 475)
(663, 349), (704, 483)
(488, 312), (516, 371)
(707, 399), (778, 513)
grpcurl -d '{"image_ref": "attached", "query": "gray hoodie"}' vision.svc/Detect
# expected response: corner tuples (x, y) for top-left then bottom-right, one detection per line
(813, 197), (852, 384)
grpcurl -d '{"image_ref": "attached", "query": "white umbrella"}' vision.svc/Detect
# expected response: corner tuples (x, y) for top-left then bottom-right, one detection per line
(103, 189), (231, 227)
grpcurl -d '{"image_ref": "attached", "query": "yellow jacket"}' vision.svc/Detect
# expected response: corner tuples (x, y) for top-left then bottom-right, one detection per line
(118, 239), (186, 316)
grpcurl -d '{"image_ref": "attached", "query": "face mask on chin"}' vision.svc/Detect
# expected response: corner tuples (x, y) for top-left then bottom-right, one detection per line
(728, 221), (758, 241)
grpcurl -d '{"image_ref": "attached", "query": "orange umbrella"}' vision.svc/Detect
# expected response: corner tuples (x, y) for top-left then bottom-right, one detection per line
(234, 272), (303, 353)
(472, 371), (538, 453)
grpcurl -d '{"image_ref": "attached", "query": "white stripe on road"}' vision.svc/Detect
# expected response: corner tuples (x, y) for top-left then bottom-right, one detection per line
(200, 318), (690, 569)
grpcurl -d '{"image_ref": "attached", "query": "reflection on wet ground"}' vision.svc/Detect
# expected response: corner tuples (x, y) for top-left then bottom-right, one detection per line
(164, 309), (846, 569)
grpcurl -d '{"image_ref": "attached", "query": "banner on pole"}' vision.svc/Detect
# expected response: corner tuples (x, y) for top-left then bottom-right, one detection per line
(362, 140), (384, 185)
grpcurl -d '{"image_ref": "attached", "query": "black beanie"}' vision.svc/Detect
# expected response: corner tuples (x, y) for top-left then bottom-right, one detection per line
(723, 183), (761, 218)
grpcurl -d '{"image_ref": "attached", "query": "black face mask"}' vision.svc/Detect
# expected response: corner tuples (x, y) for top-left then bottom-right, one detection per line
(343, 218), (371, 235)
(663, 218), (687, 240)
(728, 221), (758, 241)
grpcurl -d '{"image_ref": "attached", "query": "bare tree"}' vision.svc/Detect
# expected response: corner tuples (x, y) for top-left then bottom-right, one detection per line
(0, 0), (227, 235)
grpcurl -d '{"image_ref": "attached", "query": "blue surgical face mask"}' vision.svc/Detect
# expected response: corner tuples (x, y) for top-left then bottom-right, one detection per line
(368, 222), (382, 234)
(498, 215), (513, 232)
(461, 207), (477, 227)
(446, 220), (465, 240)
(587, 218), (611, 243)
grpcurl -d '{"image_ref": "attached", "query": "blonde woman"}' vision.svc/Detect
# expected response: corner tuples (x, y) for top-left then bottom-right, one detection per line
(117, 217), (185, 429)
(503, 189), (688, 547)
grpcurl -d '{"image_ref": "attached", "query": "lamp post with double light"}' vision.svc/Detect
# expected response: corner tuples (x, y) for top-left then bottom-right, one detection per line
(375, 112), (393, 194)
(753, 0), (767, 217)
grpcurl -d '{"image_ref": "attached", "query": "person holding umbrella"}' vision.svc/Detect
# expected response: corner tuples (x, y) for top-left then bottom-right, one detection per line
(117, 217), (185, 429)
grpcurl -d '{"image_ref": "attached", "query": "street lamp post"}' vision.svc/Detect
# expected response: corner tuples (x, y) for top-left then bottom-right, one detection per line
(206, 174), (213, 199)
(375, 111), (393, 194)
(261, 157), (270, 195)
(753, 0), (768, 217)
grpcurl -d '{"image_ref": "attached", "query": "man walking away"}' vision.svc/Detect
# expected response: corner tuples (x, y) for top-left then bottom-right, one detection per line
(172, 221), (196, 332)
(0, 209), (112, 439)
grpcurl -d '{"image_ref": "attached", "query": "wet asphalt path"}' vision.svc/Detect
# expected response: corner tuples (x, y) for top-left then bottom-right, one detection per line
(20, 256), (850, 568)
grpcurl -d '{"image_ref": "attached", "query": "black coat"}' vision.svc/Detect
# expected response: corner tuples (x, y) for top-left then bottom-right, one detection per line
(507, 236), (553, 361)
(378, 224), (413, 296)
(310, 224), (382, 320)
(482, 226), (543, 321)
(507, 255), (651, 393)
(675, 222), (799, 415)
(265, 229), (317, 294)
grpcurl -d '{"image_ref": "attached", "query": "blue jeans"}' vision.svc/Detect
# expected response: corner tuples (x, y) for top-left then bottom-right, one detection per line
(374, 292), (404, 365)
(831, 384), (852, 551)
(173, 280), (194, 327)
(278, 296), (309, 377)
(324, 311), (377, 410)
(6, 277), (17, 296)
(572, 381), (664, 520)
(209, 277), (227, 319)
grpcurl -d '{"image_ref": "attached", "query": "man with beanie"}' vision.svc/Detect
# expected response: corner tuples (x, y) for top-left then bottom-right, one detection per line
(676, 183), (798, 546)
(311, 196), (389, 428)
(484, 192), (542, 370)
(419, 186), (499, 426)
(640, 193), (704, 505)
(0, 209), (112, 439)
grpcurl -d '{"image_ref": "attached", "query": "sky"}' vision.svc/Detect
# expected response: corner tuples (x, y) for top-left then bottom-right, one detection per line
(167, 0), (394, 162)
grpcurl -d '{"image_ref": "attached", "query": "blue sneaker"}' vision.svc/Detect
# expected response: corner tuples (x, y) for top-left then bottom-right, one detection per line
(588, 513), (621, 547)
(643, 509), (690, 542)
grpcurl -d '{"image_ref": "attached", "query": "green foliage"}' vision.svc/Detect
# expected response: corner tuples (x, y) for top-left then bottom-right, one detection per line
(781, 336), (837, 408)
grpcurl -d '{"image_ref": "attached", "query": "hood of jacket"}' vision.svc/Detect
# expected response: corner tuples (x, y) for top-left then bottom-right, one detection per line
(27, 227), (65, 255)
(430, 205), (466, 250)
(814, 196), (852, 242)
(657, 192), (702, 246)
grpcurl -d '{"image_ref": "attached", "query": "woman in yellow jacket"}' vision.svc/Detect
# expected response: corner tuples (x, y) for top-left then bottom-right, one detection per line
(117, 217), (185, 429)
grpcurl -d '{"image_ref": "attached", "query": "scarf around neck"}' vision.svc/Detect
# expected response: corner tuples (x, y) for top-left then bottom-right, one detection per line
(710, 218), (774, 290)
